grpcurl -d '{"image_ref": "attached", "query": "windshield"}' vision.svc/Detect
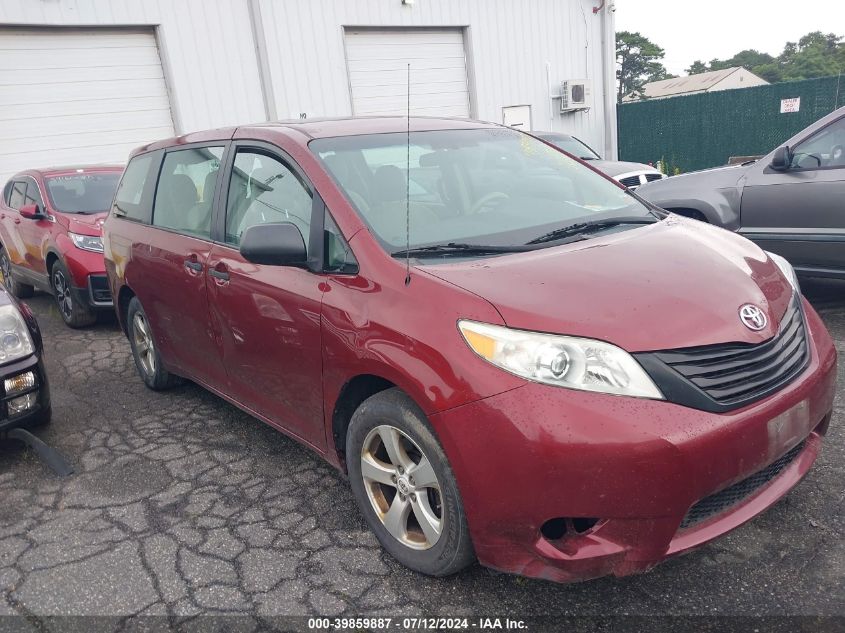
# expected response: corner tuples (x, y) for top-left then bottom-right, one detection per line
(537, 134), (601, 160)
(44, 173), (121, 213)
(310, 128), (651, 251)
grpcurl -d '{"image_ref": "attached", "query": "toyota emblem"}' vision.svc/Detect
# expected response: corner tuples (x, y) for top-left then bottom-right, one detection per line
(739, 304), (767, 331)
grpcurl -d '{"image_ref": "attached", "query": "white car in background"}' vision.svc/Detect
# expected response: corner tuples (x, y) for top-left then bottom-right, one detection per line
(533, 131), (666, 190)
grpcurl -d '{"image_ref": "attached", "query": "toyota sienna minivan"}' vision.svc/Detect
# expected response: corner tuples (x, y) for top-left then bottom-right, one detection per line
(103, 118), (837, 583)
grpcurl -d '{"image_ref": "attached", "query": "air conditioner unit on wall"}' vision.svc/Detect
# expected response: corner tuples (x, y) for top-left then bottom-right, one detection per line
(560, 80), (592, 113)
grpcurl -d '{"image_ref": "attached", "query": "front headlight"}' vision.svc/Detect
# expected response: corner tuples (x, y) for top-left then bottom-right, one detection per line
(69, 232), (104, 253)
(766, 251), (800, 292)
(0, 304), (35, 364)
(458, 320), (663, 399)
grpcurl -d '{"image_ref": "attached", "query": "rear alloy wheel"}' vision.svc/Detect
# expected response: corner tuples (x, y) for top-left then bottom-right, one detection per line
(126, 296), (182, 390)
(0, 249), (34, 298)
(51, 260), (95, 328)
(347, 388), (475, 576)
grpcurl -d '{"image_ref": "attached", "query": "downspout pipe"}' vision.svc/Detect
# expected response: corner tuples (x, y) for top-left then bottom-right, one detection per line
(248, 0), (278, 121)
(598, 1), (618, 159)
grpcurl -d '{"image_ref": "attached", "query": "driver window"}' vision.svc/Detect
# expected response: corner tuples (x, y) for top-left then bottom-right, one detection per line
(224, 150), (313, 249)
(24, 180), (45, 210)
(790, 117), (845, 169)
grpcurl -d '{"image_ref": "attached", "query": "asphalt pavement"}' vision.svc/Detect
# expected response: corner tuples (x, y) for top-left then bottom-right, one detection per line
(0, 281), (842, 627)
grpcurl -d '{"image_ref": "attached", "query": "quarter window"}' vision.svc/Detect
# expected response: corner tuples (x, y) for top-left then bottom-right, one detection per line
(113, 153), (155, 223)
(24, 180), (45, 209)
(153, 147), (224, 238)
(224, 150), (313, 248)
(9, 181), (26, 210)
(324, 211), (357, 273)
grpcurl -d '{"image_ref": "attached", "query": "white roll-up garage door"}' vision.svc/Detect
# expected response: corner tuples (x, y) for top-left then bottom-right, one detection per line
(0, 27), (175, 183)
(345, 28), (471, 118)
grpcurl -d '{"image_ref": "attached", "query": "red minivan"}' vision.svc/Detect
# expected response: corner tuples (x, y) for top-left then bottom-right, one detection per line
(0, 166), (123, 327)
(104, 118), (837, 583)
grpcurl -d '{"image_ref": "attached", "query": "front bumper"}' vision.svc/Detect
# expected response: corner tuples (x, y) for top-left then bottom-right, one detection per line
(0, 353), (51, 432)
(70, 274), (113, 310)
(62, 244), (113, 309)
(430, 298), (837, 583)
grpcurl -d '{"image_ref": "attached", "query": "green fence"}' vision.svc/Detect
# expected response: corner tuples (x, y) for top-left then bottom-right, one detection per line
(618, 75), (844, 173)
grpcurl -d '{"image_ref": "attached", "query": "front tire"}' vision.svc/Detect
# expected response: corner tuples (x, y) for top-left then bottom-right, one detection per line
(0, 248), (34, 298)
(347, 388), (475, 577)
(126, 297), (182, 391)
(50, 260), (95, 328)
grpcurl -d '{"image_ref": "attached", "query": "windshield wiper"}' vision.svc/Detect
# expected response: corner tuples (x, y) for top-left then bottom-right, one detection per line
(391, 243), (535, 258)
(527, 215), (658, 245)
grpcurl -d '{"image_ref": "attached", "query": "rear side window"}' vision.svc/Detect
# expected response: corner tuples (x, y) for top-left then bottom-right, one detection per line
(224, 149), (313, 247)
(153, 146), (224, 239)
(113, 154), (155, 223)
(9, 181), (25, 210)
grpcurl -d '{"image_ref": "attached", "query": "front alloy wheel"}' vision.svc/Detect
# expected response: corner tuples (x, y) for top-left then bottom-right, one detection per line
(52, 268), (72, 321)
(347, 388), (474, 577)
(361, 425), (443, 549)
(50, 260), (95, 328)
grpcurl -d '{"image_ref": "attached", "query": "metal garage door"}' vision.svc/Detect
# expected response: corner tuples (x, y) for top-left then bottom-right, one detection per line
(0, 27), (175, 183)
(345, 29), (471, 118)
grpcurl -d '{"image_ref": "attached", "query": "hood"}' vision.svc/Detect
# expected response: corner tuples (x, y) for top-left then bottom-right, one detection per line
(66, 212), (108, 236)
(636, 163), (748, 197)
(420, 217), (793, 352)
(590, 160), (661, 178)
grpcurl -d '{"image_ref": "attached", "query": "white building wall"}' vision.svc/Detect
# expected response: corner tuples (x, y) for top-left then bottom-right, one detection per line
(0, 0), (266, 134)
(258, 0), (616, 157)
(0, 0), (616, 157)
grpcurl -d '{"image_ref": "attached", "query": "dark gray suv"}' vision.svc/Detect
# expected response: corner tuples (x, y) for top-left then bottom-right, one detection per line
(636, 106), (845, 280)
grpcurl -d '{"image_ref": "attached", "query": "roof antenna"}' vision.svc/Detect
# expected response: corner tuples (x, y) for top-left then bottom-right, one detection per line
(404, 62), (412, 287)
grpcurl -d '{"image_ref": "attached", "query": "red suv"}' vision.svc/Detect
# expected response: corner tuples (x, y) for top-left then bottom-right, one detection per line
(0, 166), (123, 328)
(104, 119), (837, 583)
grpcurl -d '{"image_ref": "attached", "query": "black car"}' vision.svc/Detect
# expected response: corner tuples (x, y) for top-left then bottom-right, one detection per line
(0, 285), (50, 431)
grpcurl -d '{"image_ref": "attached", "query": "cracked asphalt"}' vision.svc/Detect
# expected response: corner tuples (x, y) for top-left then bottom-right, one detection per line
(0, 281), (843, 623)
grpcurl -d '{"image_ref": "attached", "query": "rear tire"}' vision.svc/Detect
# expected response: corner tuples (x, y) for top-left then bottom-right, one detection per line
(126, 296), (182, 390)
(347, 388), (475, 577)
(50, 260), (95, 328)
(0, 248), (34, 298)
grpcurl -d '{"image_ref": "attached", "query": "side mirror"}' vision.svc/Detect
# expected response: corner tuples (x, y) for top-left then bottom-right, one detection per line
(18, 204), (43, 220)
(239, 222), (307, 266)
(769, 146), (791, 171)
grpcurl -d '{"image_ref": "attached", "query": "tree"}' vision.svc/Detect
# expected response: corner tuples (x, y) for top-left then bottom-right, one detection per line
(686, 60), (709, 75)
(779, 31), (843, 80)
(690, 32), (845, 84)
(616, 31), (673, 102)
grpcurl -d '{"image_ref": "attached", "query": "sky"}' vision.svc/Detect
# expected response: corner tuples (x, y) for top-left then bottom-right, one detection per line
(615, 0), (845, 76)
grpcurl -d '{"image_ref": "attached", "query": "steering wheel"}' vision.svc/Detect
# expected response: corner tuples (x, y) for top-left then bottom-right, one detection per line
(469, 192), (509, 214)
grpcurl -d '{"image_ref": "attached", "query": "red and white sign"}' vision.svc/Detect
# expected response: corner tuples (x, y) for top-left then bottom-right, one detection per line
(780, 97), (801, 113)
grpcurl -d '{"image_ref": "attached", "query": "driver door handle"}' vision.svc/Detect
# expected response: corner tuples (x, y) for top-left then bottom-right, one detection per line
(184, 259), (202, 272)
(209, 268), (230, 282)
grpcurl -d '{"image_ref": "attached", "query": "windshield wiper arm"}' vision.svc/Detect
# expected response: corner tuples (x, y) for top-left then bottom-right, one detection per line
(527, 216), (658, 245)
(391, 242), (535, 258)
